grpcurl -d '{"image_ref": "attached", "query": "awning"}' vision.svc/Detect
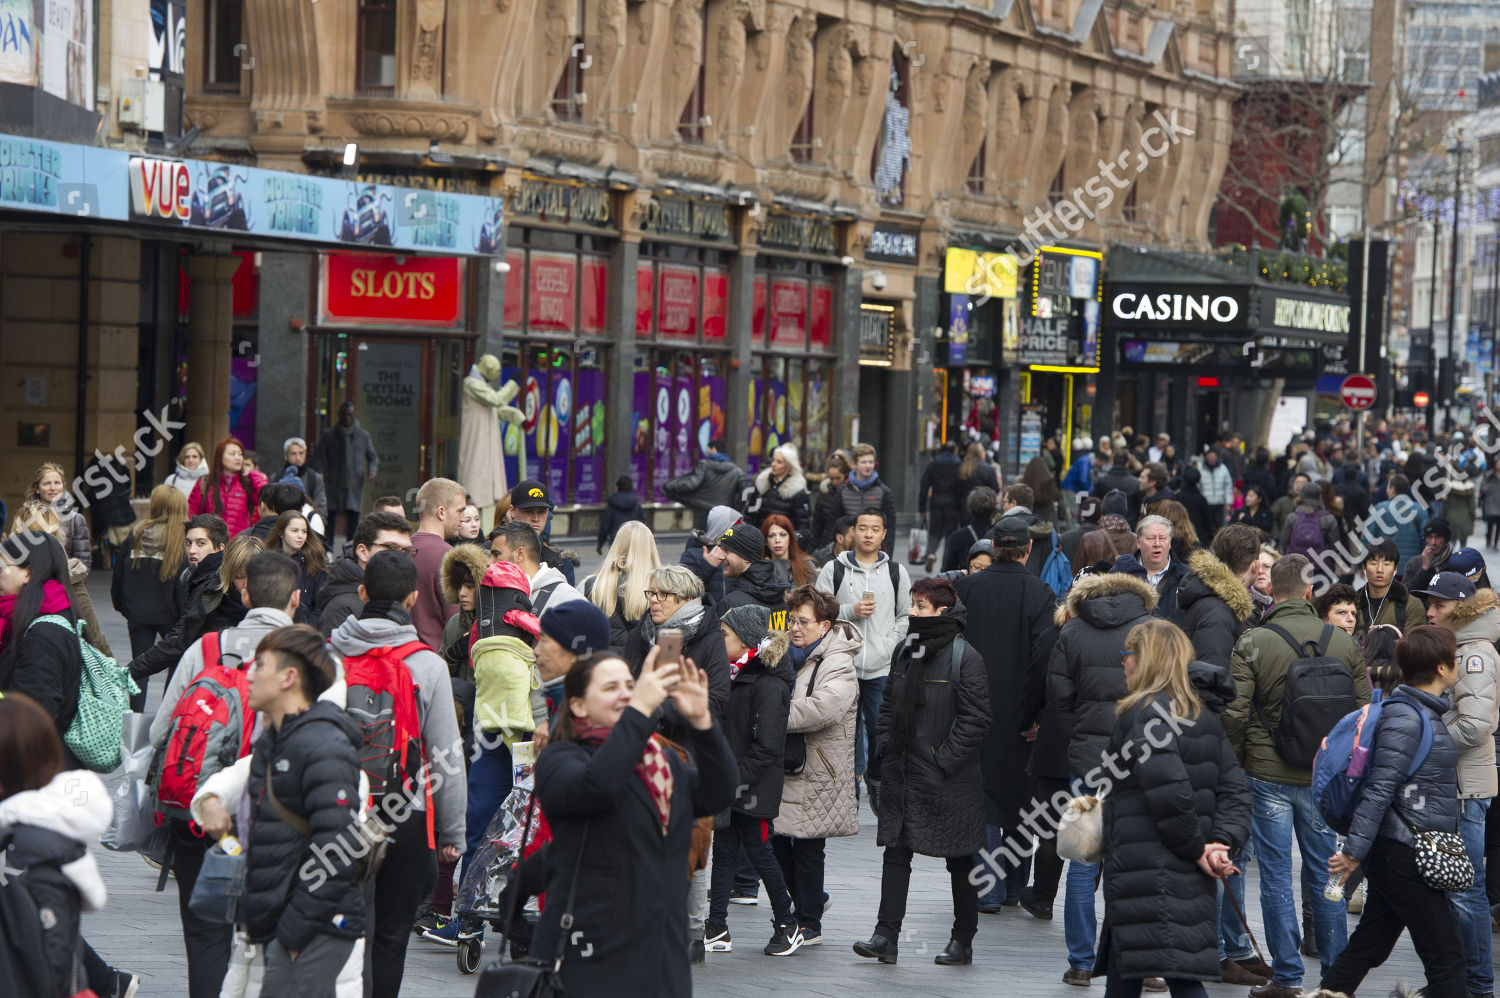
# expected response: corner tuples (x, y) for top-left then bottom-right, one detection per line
(0, 133), (504, 257)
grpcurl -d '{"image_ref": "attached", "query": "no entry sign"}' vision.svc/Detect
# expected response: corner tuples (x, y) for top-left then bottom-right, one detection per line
(1340, 374), (1376, 411)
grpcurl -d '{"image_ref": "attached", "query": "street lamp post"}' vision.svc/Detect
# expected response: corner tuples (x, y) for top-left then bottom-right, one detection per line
(1446, 130), (1466, 434)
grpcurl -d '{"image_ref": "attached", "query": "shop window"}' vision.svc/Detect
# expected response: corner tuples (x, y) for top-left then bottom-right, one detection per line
(1048, 164), (1065, 206)
(206, 0), (244, 91)
(677, 12), (709, 143)
(1122, 184), (1137, 222)
(551, 0), (587, 121)
(967, 140), (987, 194)
(789, 93), (815, 163)
(871, 47), (911, 207)
(358, 0), (397, 92)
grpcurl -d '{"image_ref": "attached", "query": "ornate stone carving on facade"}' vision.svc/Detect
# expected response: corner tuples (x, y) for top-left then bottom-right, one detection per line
(407, 0), (446, 99)
(590, 0), (630, 116)
(343, 100), (478, 141)
(764, 166), (834, 198)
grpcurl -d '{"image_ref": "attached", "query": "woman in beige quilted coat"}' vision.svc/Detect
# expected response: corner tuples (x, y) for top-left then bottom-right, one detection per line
(773, 585), (861, 945)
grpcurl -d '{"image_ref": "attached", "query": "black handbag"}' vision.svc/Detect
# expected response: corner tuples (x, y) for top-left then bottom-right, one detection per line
(474, 810), (590, 998)
(783, 655), (824, 775)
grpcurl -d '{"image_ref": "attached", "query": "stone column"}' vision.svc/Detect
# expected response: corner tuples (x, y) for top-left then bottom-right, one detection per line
(473, 256), (507, 361)
(255, 252), (313, 453)
(835, 267), (862, 451)
(185, 253), (242, 450)
(725, 251), (755, 468)
(606, 238), (640, 487)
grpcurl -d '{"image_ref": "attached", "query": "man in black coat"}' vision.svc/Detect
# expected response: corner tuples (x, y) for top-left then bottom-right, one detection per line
(942, 486), (998, 573)
(1046, 571), (1157, 981)
(1091, 452), (1141, 502)
(664, 438), (746, 530)
(315, 511), (413, 638)
(712, 525), (788, 626)
(230, 627), (365, 993)
(954, 516), (1058, 911)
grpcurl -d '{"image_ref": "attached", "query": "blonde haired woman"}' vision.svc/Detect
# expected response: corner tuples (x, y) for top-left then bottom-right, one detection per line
(164, 441), (209, 499)
(1095, 619), (1250, 998)
(745, 444), (811, 545)
(111, 485), (189, 709)
(27, 462), (92, 569)
(583, 520), (661, 649)
(8, 500), (111, 658)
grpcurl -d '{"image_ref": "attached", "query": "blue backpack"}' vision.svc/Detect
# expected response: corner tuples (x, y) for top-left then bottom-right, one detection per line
(1040, 528), (1073, 600)
(1311, 690), (1432, 834)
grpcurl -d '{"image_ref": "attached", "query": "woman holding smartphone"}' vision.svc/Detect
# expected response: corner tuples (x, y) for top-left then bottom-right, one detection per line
(534, 649), (736, 996)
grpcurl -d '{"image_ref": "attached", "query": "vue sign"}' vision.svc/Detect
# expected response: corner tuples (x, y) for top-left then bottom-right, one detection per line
(129, 157), (191, 221)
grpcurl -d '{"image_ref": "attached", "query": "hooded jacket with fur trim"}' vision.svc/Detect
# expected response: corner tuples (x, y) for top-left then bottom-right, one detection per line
(439, 543), (489, 674)
(745, 469), (811, 543)
(1439, 587), (1500, 798)
(1047, 572), (1159, 778)
(0, 771), (109, 998)
(724, 632), (793, 818)
(1175, 550), (1256, 670)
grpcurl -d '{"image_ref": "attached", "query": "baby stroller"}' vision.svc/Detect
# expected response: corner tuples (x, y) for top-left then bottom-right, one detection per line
(453, 781), (549, 975)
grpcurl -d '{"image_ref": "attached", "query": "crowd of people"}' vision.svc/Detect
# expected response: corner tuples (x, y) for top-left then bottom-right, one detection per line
(6, 406), (1500, 998)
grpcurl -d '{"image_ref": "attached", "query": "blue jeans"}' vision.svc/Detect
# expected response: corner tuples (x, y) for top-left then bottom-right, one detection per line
(853, 676), (887, 782)
(1218, 838), (1255, 962)
(1062, 777), (1101, 969)
(1450, 796), (1494, 994)
(1248, 776), (1347, 987)
(461, 735), (513, 879)
(1065, 857), (1101, 970)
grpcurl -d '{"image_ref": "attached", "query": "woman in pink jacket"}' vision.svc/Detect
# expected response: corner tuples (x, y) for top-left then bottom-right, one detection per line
(188, 436), (267, 536)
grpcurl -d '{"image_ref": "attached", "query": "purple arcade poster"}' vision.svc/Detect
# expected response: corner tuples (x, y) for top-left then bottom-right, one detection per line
(746, 378), (763, 476)
(650, 372), (673, 503)
(524, 369), (545, 487)
(699, 375), (725, 458)
(767, 379), (788, 457)
(572, 369), (605, 506)
(501, 365), (520, 487)
(544, 372), (571, 502)
(631, 371), (651, 502)
(674, 375), (694, 476)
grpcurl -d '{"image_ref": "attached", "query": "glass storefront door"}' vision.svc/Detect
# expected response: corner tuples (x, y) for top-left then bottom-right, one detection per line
(311, 332), (473, 512)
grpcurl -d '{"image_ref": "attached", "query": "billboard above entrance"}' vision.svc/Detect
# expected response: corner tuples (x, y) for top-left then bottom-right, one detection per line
(0, 131), (506, 257)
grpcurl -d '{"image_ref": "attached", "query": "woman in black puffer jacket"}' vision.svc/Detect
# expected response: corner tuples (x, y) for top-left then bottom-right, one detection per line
(853, 578), (990, 967)
(1318, 625), (1465, 998)
(1095, 619), (1250, 998)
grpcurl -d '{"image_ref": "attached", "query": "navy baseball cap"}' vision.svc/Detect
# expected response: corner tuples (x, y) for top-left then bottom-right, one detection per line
(1414, 571), (1477, 601)
(1448, 547), (1487, 584)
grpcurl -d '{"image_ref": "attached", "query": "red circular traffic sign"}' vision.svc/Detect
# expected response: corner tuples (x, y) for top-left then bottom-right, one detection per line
(1339, 375), (1376, 411)
(1414, 391), (1431, 409)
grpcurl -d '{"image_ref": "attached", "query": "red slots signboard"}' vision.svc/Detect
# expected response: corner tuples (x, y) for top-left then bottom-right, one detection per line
(321, 252), (464, 327)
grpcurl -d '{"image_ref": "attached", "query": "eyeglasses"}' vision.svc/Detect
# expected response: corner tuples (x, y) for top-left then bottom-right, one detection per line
(371, 541), (417, 556)
(1119, 649), (1135, 660)
(644, 589), (676, 603)
(787, 616), (820, 630)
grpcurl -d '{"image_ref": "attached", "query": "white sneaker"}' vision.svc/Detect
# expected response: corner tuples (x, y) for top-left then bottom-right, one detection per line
(705, 928), (733, 952)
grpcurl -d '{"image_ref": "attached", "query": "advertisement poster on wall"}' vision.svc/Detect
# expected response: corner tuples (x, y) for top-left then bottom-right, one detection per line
(631, 371), (651, 501)
(0, 0), (36, 85)
(746, 379), (764, 476)
(766, 379), (788, 455)
(358, 342), (423, 511)
(542, 372), (571, 502)
(572, 369), (606, 506)
(699, 376), (725, 457)
(651, 374), (673, 503)
(43, 0), (91, 105)
(501, 365), (520, 487)
(674, 374), (695, 476)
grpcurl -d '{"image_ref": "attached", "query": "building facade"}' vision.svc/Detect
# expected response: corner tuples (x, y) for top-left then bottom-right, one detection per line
(0, 0), (1240, 522)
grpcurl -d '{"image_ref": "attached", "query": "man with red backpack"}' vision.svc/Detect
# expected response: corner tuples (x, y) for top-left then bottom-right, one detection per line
(149, 550), (303, 998)
(326, 549), (466, 998)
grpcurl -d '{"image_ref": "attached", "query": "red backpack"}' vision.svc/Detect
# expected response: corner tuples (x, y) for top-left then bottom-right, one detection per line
(156, 631), (256, 815)
(343, 641), (435, 846)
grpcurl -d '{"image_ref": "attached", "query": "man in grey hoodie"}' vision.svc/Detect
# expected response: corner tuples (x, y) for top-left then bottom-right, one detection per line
(328, 550), (466, 998)
(149, 550), (302, 998)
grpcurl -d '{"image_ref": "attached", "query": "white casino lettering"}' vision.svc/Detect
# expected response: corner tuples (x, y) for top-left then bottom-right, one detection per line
(1110, 292), (1239, 324)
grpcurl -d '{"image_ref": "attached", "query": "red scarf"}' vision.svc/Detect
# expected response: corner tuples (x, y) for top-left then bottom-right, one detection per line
(575, 720), (674, 834)
(0, 579), (72, 653)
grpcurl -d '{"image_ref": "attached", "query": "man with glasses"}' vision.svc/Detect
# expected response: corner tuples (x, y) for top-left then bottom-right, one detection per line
(317, 510), (414, 638)
(411, 477), (467, 649)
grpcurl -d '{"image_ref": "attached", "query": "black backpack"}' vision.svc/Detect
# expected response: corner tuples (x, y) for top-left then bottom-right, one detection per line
(1254, 622), (1360, 768)
(830, 557), (902, 601)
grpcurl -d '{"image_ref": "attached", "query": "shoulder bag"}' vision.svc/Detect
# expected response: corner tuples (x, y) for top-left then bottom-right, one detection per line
(475, 807), (591, 998)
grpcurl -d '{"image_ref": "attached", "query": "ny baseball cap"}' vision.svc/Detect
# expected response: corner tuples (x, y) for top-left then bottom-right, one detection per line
(1414, 571), (1477, 601)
